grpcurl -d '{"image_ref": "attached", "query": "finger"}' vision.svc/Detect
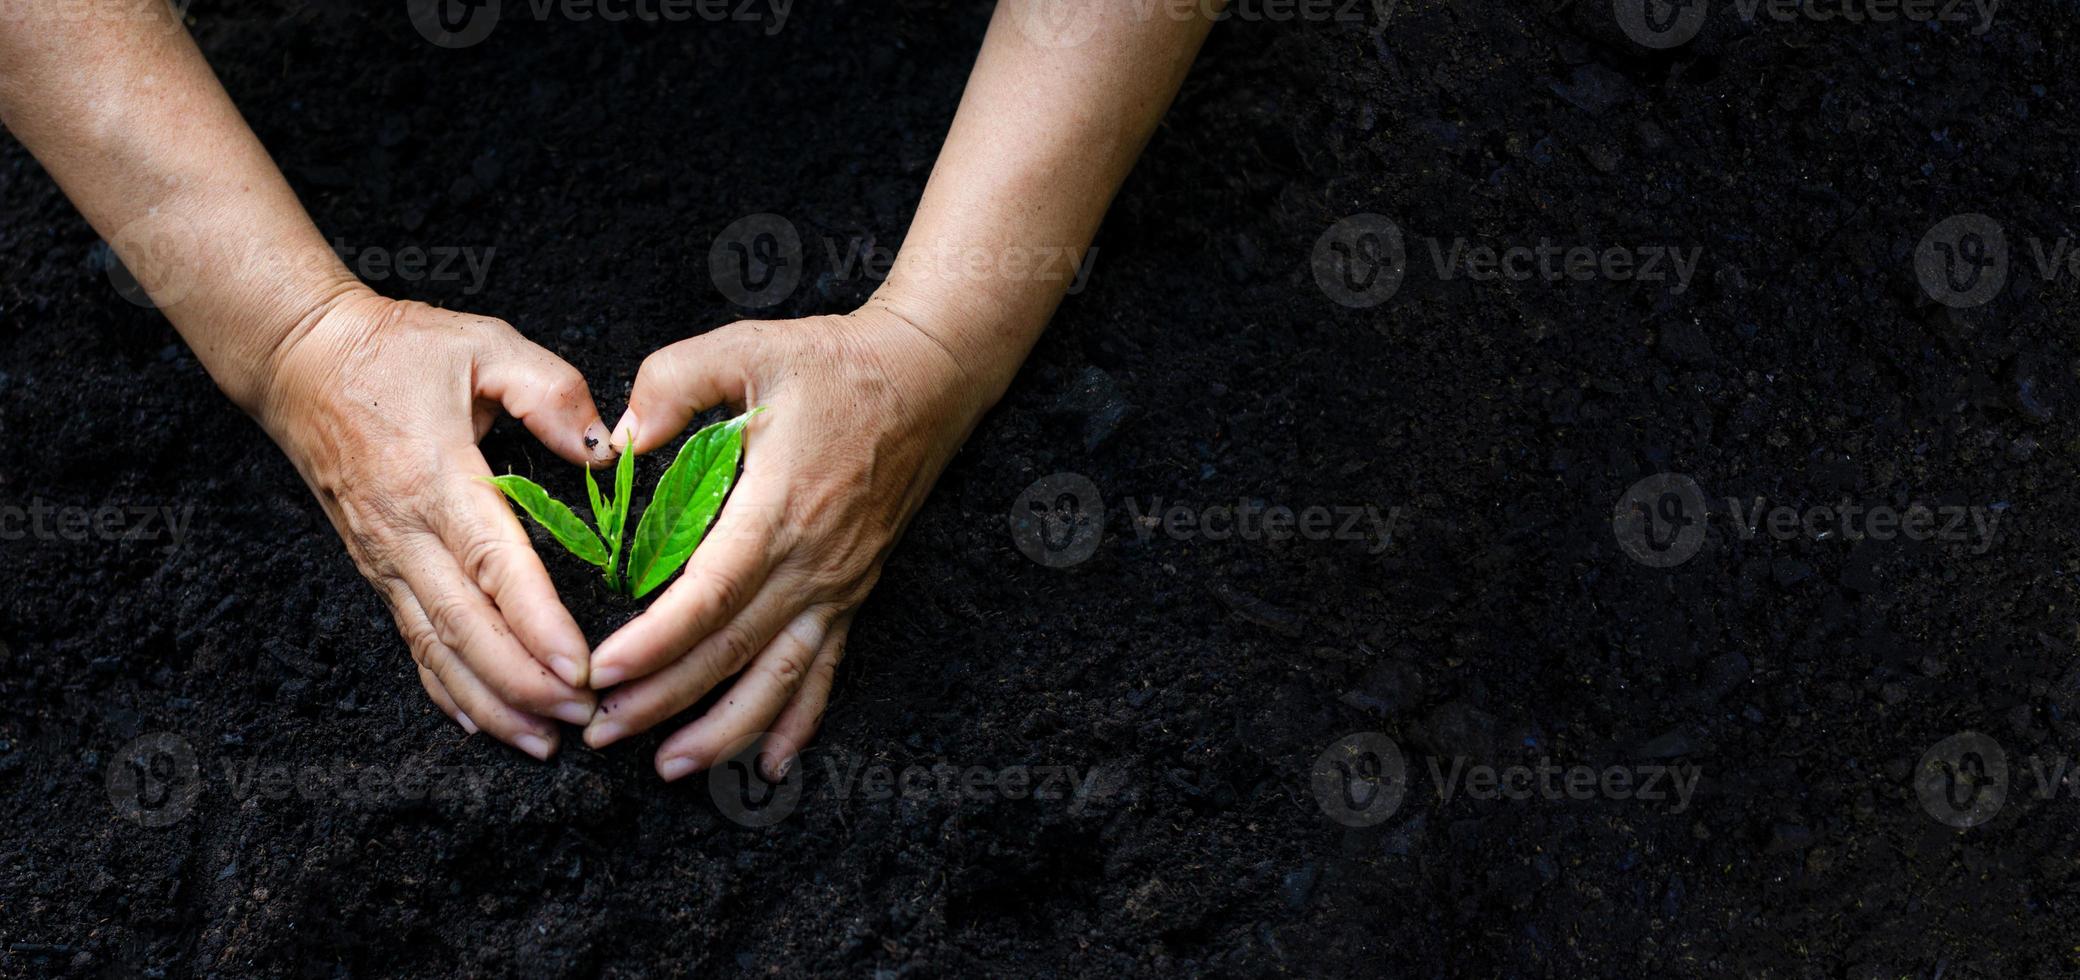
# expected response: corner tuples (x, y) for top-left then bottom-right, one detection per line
(585, 585), (822, 749)
(393, 528), (596, 727)
(441, 464), (594, 688)
(760, 618), (850, 781)
(614, 330), (751, 454)
(391, 588), (559, 760)
(588, 470), (788, 687)
(415, 664), (474, 733)
(478, 337), (614, 466)
(652, 607), (835, 781)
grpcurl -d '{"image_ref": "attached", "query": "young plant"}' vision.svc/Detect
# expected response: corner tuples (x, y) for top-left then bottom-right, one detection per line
(483, 407), (764, 599)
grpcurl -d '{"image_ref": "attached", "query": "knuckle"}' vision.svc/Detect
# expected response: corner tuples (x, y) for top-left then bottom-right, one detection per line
(422, 593), (477, 652)
(540, 364), (589, 408)
(690, 568), (749, 624)
(454, 529), (510, 590)
(768, 648), (807, 688)
(637, 345), (687, 389)
(715, 622), (761, 673)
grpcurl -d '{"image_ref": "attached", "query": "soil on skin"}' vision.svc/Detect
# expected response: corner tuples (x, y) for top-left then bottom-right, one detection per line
(5, 1), (2080, 975)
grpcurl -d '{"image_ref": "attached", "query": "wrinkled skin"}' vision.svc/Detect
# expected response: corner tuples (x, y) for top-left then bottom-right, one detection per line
(256, 288), (612, 760)
(582, 304), (992, 782)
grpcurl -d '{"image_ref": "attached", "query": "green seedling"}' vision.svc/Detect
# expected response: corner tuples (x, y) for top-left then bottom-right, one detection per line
(483, 407), (764, 599)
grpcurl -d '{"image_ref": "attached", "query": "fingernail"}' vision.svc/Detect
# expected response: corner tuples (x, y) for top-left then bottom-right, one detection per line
(515, 733), (555, 761)
(610, 410), (639, 451)
(586, 721), (626, 748)
(553, 700), (594, 726)
(658, 755), (699, 782)
(590, 664), (625, 689)
(550, 656), (585, 688)
(583, 421), (613, 463)
(457, 712), (478, 734)
(767, 756), (794, 782)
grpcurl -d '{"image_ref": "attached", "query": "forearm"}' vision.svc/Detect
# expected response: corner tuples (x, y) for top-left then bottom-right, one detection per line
(0, 0), (363, 414)
(866, 0), (1217, 399)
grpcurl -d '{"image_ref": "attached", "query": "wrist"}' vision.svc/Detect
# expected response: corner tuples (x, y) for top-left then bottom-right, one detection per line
(860, 281), (1050, 412)
(243, 281), (385, 440)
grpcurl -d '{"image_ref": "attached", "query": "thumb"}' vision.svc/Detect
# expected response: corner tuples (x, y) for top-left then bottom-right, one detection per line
(477, 340), (613, 466)
(615, 330), (750, 455)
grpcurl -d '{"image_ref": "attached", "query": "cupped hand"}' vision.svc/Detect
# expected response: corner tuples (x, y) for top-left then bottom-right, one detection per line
(255, 288), (615, 759)
(581, 304), (991, 781)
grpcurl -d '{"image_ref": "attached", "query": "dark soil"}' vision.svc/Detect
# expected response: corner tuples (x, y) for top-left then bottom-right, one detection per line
(7, 0), (2080, 976)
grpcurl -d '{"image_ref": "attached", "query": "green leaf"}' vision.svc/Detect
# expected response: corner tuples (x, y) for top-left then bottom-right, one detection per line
(603, 436), (638, 593)
(627, 408), (761, 599)
(481, 475), (609, 568)
(585, 459), (608, 535)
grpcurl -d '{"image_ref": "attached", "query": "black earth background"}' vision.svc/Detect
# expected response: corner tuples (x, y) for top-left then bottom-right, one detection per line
(5, 0), (2080, 976)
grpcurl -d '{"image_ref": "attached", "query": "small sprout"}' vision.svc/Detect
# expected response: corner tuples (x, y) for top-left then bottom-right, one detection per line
(484, 407), (764, 599)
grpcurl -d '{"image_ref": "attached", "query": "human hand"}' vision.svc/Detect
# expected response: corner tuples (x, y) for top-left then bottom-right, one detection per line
(255, 288), (615, 759)
(581, 305), (993, 781)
